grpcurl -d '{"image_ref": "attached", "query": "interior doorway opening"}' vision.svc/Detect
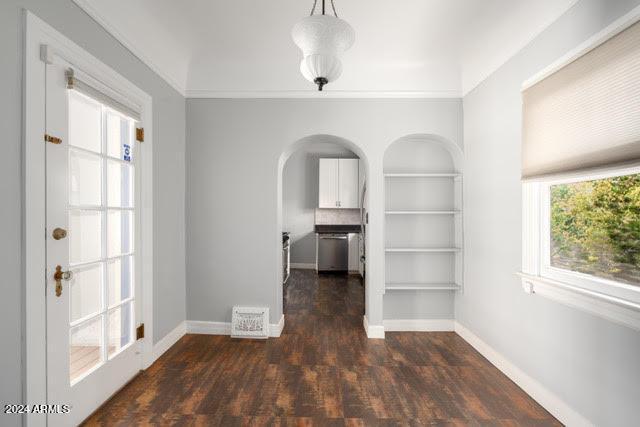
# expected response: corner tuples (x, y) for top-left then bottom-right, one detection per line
(277, 135), (370, 329)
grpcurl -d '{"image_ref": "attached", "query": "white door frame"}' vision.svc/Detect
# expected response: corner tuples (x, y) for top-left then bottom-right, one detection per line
(23, 10), (154, 426)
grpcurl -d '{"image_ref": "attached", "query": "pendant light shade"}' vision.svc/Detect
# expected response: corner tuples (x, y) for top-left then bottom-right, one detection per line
(299, 54), (343, 86)
(292, 2), (354, 91)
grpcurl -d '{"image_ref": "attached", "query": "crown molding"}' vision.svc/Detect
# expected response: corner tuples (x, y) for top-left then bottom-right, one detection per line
(70, 0), (461, 101)
(185, 89), (462, 99)
(73, 0), (577, 100)
(462, 0), (580, 97)
(72, 0), (187, 96)
(522, 3), (640, 91)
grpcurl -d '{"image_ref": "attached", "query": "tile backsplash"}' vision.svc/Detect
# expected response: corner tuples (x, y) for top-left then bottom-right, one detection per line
(315, 208), (360, 225)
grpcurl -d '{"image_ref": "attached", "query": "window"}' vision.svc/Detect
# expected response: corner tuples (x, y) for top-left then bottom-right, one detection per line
(520, 15), (640, 330)
(547, 173), (639, 287)
(521, 167), (640, 330)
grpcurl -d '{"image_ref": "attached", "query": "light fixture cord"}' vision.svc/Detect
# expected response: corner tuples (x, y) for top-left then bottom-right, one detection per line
(310, 0), (338, 17)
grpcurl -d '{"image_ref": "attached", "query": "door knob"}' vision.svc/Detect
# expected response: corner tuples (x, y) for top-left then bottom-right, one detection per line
(52, 227), (67, 240)
(53, 265), (72, 297)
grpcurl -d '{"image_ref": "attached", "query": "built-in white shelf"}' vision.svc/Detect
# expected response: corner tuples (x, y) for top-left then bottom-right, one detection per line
(385, 247), (461, 253)
(384, 173), (461, 178)
(385, 210), (460, 215)
(384, 139), (464, 295)
(385, 283), (461, 291)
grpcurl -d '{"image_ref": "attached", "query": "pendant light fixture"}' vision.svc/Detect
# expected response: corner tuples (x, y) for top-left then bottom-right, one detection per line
(292, 0), (355, 91)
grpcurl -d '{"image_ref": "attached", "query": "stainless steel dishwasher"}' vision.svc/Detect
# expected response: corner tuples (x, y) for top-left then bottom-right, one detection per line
(317, 233), (349, 272)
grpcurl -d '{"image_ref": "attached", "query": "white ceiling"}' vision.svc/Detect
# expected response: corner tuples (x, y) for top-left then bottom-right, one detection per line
(73, 0), (578, 97)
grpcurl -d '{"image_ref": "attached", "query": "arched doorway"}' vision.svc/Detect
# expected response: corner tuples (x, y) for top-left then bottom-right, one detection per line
(276, 134), (371, 329)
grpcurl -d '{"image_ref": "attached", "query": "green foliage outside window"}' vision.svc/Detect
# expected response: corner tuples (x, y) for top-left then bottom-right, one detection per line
(550, 174), (640, 286)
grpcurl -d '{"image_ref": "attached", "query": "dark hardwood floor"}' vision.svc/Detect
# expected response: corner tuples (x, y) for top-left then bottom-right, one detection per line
(85, 269), (560, 426)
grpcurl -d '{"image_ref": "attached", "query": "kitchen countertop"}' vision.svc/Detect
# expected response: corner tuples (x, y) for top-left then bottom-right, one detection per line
(315, 224), (361, 234)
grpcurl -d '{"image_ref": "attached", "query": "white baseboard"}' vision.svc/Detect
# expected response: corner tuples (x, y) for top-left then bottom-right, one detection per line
(454, 322), (591, 427)
(270, 314), (285, 337)
(363, 315), (385, 339)
(290, 263), (316, 270)
(152, 321), (186, 363)
(384, 319), (454, 332)
(186, 320), (231, 335)
(185, 316), (286, 338)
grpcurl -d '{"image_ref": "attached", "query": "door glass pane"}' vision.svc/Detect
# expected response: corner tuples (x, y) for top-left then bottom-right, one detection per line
(70, 263), (103, 323)
(69, 149), (102, 207)
(69, 91), (102, 153)
(66, 91), (138, 386)
(69, 210), (103, 264)
(107, 112), (133, 162)
(107, 210), (133, 257)
(107, 160), (134, 208)
(108, 302), (133, 359)
(70, 316), (103, 384)
(107, 256), (133, 307)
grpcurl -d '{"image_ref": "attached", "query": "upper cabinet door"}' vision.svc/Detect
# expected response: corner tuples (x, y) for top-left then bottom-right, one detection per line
(319, 158), (339, 208)
(338, 159), (359, 208)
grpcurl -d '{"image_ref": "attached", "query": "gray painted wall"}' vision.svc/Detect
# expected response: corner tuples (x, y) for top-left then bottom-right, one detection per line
(186, 98), (463, 327)
(1, 1), (186, 423)
(458, 0), (640, 425)
(283, 141), (356, 265)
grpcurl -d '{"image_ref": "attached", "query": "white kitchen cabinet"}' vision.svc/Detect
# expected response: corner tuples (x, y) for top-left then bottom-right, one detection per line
(338, 159), (360, 208)
(319, 158), (359, 208)
(319, 159), (339, 208)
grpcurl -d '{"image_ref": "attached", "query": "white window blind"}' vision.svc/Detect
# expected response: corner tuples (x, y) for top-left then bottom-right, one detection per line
(522, 21), (640, 180)
(65, 68), (141, 122)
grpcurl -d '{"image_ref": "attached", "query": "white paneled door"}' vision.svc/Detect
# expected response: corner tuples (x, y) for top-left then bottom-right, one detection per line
(45, 61), (142, 426)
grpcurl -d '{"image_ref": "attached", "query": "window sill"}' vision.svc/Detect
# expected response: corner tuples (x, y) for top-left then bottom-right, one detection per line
(517, 272), (640, 332)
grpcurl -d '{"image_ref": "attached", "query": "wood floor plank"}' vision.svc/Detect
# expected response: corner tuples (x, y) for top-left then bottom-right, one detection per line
(83, 269), (560, 426)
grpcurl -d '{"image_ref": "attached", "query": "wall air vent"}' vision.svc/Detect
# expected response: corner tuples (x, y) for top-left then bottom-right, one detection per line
(231, 306), (270, 339)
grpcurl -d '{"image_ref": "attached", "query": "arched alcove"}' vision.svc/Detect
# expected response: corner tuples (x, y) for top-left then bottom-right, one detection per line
(382, 134), (463, 325)
(275, 134), (371, 324)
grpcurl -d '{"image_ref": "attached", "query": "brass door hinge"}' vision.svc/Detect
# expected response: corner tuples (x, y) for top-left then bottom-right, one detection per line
(136, 127), (144, 142)
(136, 323), (145, 340)
(44, 134), (62, 144)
